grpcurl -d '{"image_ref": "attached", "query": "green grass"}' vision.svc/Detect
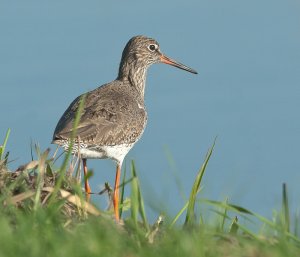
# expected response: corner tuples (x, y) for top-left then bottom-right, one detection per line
(0, 131), (300, 257)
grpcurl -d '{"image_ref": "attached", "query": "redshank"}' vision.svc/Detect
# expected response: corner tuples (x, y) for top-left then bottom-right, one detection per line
(52, 35), (197, 221)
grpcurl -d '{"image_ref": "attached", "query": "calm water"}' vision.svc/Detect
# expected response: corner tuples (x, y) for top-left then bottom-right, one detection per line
(1, 0), (300, 223)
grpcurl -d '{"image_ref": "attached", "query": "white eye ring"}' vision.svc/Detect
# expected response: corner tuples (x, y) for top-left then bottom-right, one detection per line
(148, 44), (158, 51)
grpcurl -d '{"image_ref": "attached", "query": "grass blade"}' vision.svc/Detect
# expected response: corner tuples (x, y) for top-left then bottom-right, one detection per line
(130, 161), (149, 231)
(184, 139), (216, 226)
(221, 197), (229, 232)
(282, 183), (290, 233)
(33, 148), (50, 211)
(119, 164), (127, 219)
(130, 162), (139, 225)
(203, 199), (253, 215)
(0, 128), (11, 160)
(48, 94), (86, 205)
(170, 201), (189, 228)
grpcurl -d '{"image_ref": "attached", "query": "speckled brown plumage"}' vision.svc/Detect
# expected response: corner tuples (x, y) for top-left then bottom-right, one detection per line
(52, 81), (147, 148)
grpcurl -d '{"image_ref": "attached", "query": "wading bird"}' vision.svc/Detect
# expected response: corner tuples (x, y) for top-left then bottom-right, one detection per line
(52, 35), (197, 221)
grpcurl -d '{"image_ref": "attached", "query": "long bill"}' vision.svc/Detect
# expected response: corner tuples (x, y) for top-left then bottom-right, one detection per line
(160, 55), (198, 74)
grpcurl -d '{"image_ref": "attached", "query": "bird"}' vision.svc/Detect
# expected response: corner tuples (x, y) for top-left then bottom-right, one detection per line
(52, 35), (197, 221)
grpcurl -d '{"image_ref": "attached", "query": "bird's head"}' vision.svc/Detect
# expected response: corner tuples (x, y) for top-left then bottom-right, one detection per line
(119, 35), (198, 75)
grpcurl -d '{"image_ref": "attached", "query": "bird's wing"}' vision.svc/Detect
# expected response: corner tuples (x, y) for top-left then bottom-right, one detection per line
(53, 84), (146, 146)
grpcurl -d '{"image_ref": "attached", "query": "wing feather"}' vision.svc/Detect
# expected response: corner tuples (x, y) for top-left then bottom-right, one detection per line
(53, 82), (147, 146)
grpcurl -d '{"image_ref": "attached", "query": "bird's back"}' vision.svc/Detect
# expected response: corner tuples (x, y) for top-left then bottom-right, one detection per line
(52, 80), (147, 149)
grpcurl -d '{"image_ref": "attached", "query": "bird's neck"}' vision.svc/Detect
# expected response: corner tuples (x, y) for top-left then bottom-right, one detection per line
(117, 60), (147, 98)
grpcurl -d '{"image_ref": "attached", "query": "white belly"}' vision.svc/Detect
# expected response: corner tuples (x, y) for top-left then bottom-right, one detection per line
(79, 143), (134, 164)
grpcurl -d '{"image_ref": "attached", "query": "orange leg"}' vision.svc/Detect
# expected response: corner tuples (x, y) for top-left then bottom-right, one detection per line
(113, 163), (121, 222)
(82, 158), (91, 201)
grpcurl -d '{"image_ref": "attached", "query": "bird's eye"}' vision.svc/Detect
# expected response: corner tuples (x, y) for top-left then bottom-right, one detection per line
(148, 44), (158, 51)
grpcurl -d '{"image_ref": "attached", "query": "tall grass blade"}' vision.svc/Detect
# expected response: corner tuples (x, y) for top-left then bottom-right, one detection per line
(130, 162), (139, 225)
(282, 183), (290, 233)
(119, 164), (127, 219)
(184, 139), (216, 226)
(0, 128), (11, 160)
(170, 201), (189, 228)
(294, 209), (299, 237)
(221, 197), (229, 232)
(48, 94), (86, 205)
(33, 148), (50, 211)
(30, 140), (34, 161)
(130, 161), (149, 231)
(203, 199), (253, 215)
